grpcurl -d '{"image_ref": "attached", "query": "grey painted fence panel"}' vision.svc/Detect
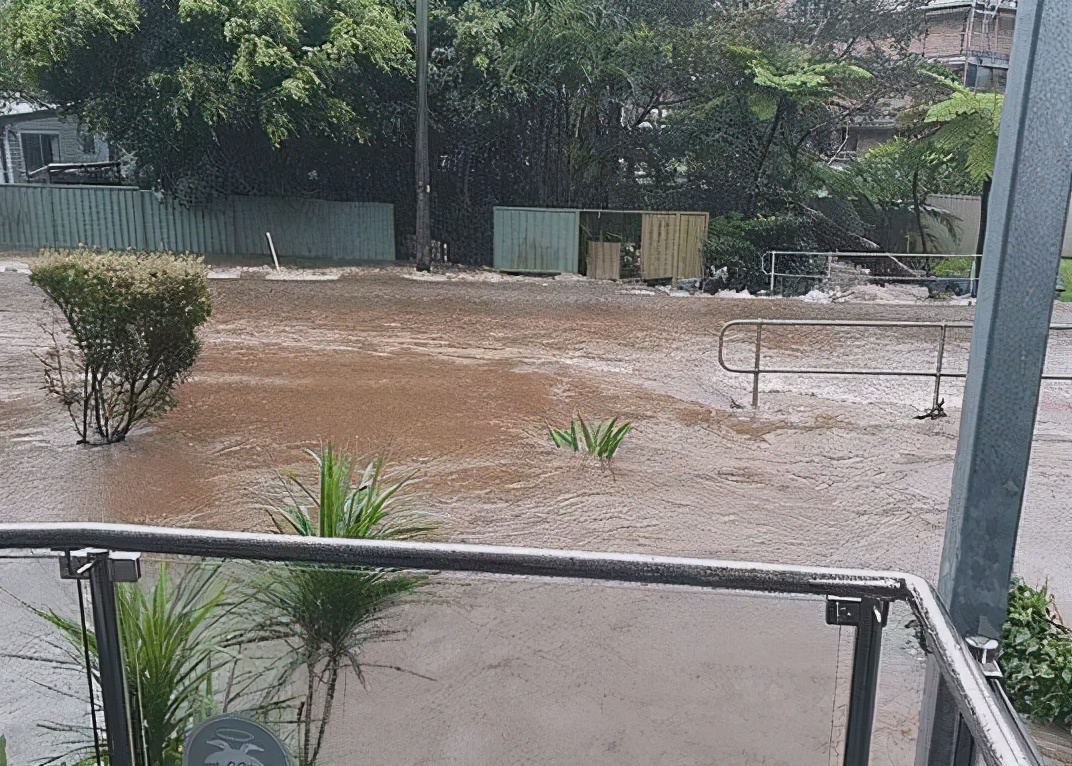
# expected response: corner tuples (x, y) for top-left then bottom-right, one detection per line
(0, 186), (395, 261)
(494, 207), (580, 273)
(927, 193), (1072, 259)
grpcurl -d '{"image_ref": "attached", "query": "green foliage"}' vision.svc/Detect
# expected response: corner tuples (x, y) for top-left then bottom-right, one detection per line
(816, 137), (975, 253)
(252, 445), (437, 766)
(1000, 580), (1072, 726)
(933, 257), (973, 278)
(1, 0), (933, 262)
(31, 564), (231, 766)
(0, 734), (6, 766)
(0, 0), (412, 196)
(924, 76), (1003, 186)
(549, 415), (632, 460)
(1060, 259), (1072, 303)
(29, 249), (212, 445)
(703, 212), (818, 294)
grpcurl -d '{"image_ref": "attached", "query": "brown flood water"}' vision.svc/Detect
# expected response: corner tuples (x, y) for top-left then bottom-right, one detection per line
(2, 263), (1071, 765)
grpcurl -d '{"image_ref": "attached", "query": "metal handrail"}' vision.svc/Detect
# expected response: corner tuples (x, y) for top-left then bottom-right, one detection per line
(0, 522), (1042, 766)
(718, 319), (1072, 408)
(762, 251), (981, 295)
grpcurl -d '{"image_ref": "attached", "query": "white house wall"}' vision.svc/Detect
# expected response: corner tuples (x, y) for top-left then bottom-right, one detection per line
(1, 114), (109, 184)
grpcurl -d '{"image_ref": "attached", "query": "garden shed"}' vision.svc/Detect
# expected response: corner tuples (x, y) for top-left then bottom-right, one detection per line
(493, 206), (709, 281)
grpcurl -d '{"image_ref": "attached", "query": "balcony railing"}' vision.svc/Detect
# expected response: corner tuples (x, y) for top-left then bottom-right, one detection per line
(0, 522), (1044, 766)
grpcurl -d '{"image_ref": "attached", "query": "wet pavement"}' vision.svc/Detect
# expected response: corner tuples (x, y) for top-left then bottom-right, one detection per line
(2, 263), (1071, 764)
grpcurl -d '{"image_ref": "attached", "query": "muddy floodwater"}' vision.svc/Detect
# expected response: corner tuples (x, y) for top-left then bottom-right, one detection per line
(2, 262), (1071, 765)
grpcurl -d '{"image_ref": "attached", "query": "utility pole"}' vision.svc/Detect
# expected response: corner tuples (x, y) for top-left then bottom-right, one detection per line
(917, 0), (1072, 762)
(414, 0), (431, 272)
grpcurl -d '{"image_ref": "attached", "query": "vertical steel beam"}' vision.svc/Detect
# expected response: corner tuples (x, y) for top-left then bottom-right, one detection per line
(846, 600), (886, 766)
(828, 597), (889, 766)
(88, 553), (135, 766)
(919, 0), (1072, 762)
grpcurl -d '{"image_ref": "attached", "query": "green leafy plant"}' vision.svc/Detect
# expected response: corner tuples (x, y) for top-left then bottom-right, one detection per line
(250, 445), (437, 766)
(29, 249), (212, 445)
(703, 213), (821, 295)
(0, 734), (7, 766)
(22, 564), (233, 766)
(1000, 579), (1072, 726)
(549, 415), (632, 460)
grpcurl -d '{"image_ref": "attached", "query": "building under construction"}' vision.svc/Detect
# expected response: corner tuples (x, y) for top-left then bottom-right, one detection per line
(912, 0), (1018, 92)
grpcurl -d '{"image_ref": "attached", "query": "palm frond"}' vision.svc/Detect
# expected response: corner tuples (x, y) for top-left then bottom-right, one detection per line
(252, 444), (439, 765)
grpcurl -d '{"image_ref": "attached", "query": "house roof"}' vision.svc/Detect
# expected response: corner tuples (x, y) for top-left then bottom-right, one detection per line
(0, 100), (55, 123)
(925, 0), (1017, 8)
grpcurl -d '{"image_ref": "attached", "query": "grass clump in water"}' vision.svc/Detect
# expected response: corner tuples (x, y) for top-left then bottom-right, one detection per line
(548, 415), (632, 461)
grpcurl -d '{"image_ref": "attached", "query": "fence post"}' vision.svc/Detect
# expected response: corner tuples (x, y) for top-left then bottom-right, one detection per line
(769, 252), (777, 294)
(752, 320), (763, 408)
(933, 325), (947, 412)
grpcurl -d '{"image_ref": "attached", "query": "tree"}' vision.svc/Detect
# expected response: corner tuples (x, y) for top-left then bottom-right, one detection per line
(819, 137), (975, 253)
(1, 0), (939, 264)
(250, 446), (437, 766)
(0, 0), (413, 198)
(924, 74), (1003, 284)
(30, 250), (212, 445)
(735, 47), (872, 214)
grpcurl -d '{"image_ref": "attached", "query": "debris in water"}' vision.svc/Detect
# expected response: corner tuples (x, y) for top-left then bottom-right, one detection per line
(915, 399), (947, 420)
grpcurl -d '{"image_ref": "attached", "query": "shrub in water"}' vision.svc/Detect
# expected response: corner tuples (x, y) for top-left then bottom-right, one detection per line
(30, 249), (211, 444)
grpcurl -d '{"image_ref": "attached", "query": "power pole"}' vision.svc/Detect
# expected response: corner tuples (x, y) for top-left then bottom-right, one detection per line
(414, 0), (431, 272)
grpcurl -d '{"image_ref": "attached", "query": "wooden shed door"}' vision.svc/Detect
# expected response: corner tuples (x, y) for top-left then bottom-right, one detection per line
(676, 213), (709, 280)
(640, 213), (679, 280)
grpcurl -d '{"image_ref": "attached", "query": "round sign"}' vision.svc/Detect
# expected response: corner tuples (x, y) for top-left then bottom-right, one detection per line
(184, 714), (293, 766)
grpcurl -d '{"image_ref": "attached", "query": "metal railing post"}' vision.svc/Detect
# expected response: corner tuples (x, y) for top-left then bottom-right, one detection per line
(933, 325), (948, 412)
(752, 321), (763, 408)
(88, 551), (137, 766)
(828, 597), (889, 766)
(770, 252), (777, 294)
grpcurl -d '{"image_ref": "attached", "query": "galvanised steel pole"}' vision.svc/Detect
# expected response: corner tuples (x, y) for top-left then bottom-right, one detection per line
(414, 0), (431, 272)
(918, 1), (1072, 763)
(89, 553), (135, 766)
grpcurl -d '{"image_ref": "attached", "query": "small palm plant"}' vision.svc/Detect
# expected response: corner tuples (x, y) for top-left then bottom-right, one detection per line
(25, 564), (229, 766)
(250, 445), (437, 766)
(549, 415), (632, 460)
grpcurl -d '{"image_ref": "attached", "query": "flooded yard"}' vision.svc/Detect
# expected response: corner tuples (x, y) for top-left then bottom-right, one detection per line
(2, 261), (1071, 764)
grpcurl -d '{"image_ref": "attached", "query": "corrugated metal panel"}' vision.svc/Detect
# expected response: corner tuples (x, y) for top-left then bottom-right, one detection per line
(0, 185), (395, 260)
(926, 193), (1072, 259)
(232, 197), (395, 261)
(493, 207), (579, 272)
(0, 185), (55, 248)
(926, 194), (982, 254)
